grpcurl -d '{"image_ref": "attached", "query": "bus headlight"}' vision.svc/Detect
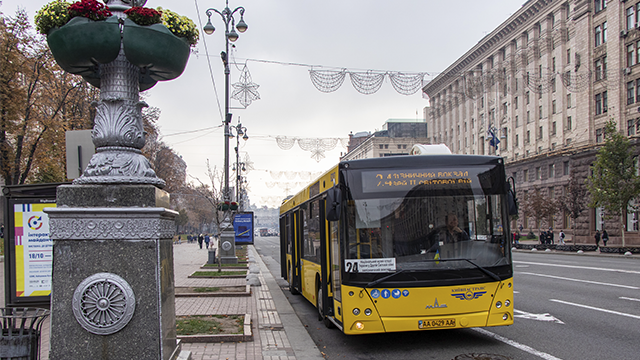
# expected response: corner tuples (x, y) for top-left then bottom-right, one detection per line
(353, 308), (360, 316)
(495, 301), (502, 309)
(504, 300), (511, 307)
(355, 321), (365, 330)
(502, 313), (509, 321)
(364, 308), (372, 316)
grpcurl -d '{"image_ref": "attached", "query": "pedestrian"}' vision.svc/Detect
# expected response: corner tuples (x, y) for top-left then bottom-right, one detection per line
(204, 234), (210, 249)
(519, 224), (523, 233)
(559, 229), (565, 244)
(602, 230), (609, 246)
(539, 230), (546, 244)
(594, 230), (601, 248)
(548, 227), (554, 244)
(187, 234), (192, 243)
(197, 234), (204, 249)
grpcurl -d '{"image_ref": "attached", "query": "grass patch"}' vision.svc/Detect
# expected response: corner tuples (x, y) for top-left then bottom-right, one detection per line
(193, 287), (221, 293)
(192, 271), (246, 277)
(176, 315), (243, 335)
(203, 263), (246, 268)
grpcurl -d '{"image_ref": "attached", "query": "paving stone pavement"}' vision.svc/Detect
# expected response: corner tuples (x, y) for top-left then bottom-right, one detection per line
(1, 240), (322, 359)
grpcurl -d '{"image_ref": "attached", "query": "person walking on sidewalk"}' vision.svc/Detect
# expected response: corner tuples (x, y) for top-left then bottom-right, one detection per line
(559, 230), (566, 244)
(197, 234), (204, 249)
(602, 230), (609, 246)
(204, 234), (210, 249)
(594, 230), (601, 248)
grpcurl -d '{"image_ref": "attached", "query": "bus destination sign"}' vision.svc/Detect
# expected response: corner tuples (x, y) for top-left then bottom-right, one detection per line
(362, 169), (473, 193)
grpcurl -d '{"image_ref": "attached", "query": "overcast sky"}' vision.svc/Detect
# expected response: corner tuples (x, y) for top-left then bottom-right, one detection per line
(1, 0), (523, 208)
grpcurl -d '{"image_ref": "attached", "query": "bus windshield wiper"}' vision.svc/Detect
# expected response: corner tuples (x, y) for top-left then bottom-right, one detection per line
(423, 258), (501, 281)
(365, 269), (406, 288)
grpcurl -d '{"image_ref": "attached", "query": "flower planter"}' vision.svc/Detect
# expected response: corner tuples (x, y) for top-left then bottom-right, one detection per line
(122, 19), (191, 82)
(47, 16), (121, 77)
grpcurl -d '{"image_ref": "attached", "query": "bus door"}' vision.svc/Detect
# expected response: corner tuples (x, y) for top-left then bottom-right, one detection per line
(279, 216), (287, 278)
(318, 198), (334, 319)
(291, 210), (302, 293)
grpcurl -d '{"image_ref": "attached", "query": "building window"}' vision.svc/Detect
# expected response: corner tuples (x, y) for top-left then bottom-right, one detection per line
(595, 23), (607, 46)
(596, 128), (604, 143)
(595, 0), (606, 13)
(539, 105), (543, 119)
(379, 144), (384, 149)
(527, 111), (531, 123)
(552, 121), (557, 135)
(549, 164), (555, 178)
(567, 93), (572, 108)
(595, 59), (603, 80)
(567, 116), (572, 130)
(552, 100), (557, 114)
(627, 6), (636, 30)
(629, 119), (636, 136)
(636, 79), (640, 103)
(526, 91), (530, 104)
(385, 144), (389, 149)
(563, 161), (570, 175)
(515, 134), (519, 147)
(526, 130), (530, 144)
(602, 56), (607, 79)
(595, 91), (608, 115)
(628, 81), (636, 105)
(535, 167), (541, 180)
(515, 97), (518, 109)
(552, 57), (556, 72)
(515, 115), (519, 127)
(567, 49), (571, 64)
(551, 77), (556, 92)
(628, 44), (636, 67)
(539, 126), (544, 139)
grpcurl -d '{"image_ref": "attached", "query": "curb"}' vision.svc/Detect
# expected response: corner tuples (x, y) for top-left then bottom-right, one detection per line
(188, 270), (249, 279)
(177, 314), (253, 343)
(512, 248), (640, 259)
(174, 285), (251, 297)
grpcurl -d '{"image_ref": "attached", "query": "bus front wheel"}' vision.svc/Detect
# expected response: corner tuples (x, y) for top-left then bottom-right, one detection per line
(317, 287), (336, 328)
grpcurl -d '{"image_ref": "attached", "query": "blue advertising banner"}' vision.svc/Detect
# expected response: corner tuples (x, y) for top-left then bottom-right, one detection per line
(234, 212), (254, 244)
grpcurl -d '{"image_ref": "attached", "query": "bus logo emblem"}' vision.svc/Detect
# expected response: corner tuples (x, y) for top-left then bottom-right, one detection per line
(451, 291), (486, 301)
(426, 298), (448, 309)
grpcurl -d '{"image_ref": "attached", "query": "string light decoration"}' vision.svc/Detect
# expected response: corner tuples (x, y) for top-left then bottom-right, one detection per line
(275, 136), (347, 162)
(231, 64), (260, 107)
(309, 69), (427, 95)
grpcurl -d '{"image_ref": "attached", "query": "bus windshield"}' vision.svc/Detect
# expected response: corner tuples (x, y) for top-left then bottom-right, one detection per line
(343, 163), (511, 275)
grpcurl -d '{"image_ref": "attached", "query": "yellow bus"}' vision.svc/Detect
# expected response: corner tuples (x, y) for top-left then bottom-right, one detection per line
(279, 153), (517, 334)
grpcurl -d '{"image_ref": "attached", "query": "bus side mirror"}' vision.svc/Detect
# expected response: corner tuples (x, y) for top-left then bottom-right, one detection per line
(326, 186), (342, 221)
(507, 177), (518, 216)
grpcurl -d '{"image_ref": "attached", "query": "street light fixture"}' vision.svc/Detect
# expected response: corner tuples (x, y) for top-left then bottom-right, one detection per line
(203, 1), (248, 203)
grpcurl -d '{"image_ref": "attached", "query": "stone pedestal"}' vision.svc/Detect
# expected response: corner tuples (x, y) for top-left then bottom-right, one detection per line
(45, 185), (179, 360)
(218, 218), (238, 264)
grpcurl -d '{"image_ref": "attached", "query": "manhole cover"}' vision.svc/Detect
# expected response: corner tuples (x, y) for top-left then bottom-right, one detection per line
(454, 354), (512, 360)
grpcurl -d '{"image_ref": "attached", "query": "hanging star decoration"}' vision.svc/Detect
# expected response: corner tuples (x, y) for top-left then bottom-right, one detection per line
(232, 64), (260, 107)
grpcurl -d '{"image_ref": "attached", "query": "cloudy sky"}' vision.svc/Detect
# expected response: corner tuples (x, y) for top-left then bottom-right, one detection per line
(1, 0), (523, 207)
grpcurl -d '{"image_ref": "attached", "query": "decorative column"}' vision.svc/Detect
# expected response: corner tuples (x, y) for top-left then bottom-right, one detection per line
(42, 1), (193, 359)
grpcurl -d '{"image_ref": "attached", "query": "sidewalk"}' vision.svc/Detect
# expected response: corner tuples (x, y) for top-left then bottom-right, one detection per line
(1, 242), (324, 360)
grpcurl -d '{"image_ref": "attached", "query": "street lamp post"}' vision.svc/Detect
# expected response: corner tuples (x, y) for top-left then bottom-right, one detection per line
(203, 1), (248, 202)
(231, 121), (248, 209)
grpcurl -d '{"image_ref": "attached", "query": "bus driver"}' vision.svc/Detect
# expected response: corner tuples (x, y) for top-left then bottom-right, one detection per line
(439, 213), (470, 244)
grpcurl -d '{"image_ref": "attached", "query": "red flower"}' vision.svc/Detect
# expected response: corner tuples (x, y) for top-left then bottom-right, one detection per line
(69, 0), (112, 21)
(124, 6), (162, 26)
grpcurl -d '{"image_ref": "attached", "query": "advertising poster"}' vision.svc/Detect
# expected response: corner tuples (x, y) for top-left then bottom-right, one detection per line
(234, 212), (254, 245)
(14, 203), (56, 297)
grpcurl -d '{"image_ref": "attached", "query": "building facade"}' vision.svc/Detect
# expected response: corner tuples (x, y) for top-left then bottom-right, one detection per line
(422, 0), (640, 245)
(342, 119), (431, 161)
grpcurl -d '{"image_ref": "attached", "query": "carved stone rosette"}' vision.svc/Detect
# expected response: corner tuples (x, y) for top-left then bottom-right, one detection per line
(72, 272), (136, 335)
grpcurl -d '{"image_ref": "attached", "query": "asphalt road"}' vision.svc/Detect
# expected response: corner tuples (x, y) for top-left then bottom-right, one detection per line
(254, 235), (640, 360)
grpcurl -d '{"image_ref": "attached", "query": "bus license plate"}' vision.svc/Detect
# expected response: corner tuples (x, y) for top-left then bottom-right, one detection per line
(418, 318), (456, 329)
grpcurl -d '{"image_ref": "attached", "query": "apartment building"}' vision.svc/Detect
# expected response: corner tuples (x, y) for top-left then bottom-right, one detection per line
(422, 0), (640, 245)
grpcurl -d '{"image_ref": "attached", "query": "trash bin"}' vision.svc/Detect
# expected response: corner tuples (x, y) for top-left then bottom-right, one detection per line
(208, 248), (217, 264)
(0, 308), (50, 360)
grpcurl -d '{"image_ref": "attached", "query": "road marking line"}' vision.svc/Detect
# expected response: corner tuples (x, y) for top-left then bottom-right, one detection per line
(472, 328), (563, 360)
(513, 309), (564, 324)
(620, 296), (640, 302)
(513, 261), (640, 275)
(550, 299), (640, 320)
(517, 272), (639, 289)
